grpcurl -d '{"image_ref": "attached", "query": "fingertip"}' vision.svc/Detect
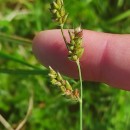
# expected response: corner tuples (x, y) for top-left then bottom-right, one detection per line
(32, 31), (48, 55)
(32, 29), (130, 90)
(32, 29), (109, 81)
(32, 30), (78, 77)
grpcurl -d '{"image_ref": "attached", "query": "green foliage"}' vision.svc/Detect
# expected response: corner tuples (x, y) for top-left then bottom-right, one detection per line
(0, 0), (130, 130)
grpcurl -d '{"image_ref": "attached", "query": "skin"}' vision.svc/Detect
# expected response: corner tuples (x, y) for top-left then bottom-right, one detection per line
(33, 29), (130, 91)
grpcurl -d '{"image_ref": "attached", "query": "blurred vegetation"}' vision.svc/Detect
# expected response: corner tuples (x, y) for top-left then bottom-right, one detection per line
(0, 0), (130, 130)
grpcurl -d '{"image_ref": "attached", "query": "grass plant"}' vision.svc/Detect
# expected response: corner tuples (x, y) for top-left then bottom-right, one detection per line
(1, 0), (130, 130)
(49, 0), (84, 129)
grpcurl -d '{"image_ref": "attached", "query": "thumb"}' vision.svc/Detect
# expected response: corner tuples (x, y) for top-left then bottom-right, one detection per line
(33, 29), (130, 90)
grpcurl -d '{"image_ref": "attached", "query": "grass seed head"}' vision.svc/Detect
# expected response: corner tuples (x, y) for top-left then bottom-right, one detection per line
(67, 26), (84, 61)
(48, 66), (79, 101)
(50, 0), (68, 26)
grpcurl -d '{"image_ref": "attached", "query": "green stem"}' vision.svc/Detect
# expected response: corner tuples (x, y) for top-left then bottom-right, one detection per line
(76, 59), (83, 130)
(60, 24), (68, 49)
(60, 24), (83, 130)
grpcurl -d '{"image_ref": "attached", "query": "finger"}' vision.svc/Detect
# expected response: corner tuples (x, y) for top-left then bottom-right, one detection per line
(33, 29), (130, 90)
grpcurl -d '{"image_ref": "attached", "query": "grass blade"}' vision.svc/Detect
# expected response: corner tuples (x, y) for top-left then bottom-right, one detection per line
(0, 68), (47, 75)
(0, 32), (32, 44)
(0, 52), (39, 69)
(108, 10), (130, 24)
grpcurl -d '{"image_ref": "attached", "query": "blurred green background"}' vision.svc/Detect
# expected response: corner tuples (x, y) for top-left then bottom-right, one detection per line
(0, 0), (130, 130)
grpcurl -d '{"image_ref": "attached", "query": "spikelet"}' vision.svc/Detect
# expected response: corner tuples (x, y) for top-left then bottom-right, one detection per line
(67, 26), (84, 61)
(48, 66), (80, 101)
(50, 1), (84, 61)
(50, 0), (68, 26)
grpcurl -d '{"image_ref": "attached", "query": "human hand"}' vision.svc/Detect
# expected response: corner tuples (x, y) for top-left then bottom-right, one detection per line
(33, 29), (130, 91)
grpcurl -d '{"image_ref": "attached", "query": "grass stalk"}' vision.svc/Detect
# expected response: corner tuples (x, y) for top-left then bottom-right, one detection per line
(60, 24), (83, 130)
(15, 90), (33, 130)
(76, 60), (83, 130)
(60, 24), (68, 49)
(0, 115), (14, 130)
(50, 1), (84, 129)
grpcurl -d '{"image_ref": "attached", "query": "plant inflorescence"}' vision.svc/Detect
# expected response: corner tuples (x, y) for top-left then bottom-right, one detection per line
(49, 66), (80, 101)
(49, 0), (84, 130)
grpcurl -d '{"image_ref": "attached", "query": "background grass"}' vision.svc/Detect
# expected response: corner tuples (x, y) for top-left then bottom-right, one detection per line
(0, 0), (130, 130)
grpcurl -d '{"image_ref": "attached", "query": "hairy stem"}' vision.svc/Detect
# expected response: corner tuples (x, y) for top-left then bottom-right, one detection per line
(76, 60), (83, 130)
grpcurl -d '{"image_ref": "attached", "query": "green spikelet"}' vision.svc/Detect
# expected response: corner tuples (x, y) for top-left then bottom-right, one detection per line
(48, 66), (79, 101)
(67, 26), (84, 61)
(50, 0), (68, 26)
